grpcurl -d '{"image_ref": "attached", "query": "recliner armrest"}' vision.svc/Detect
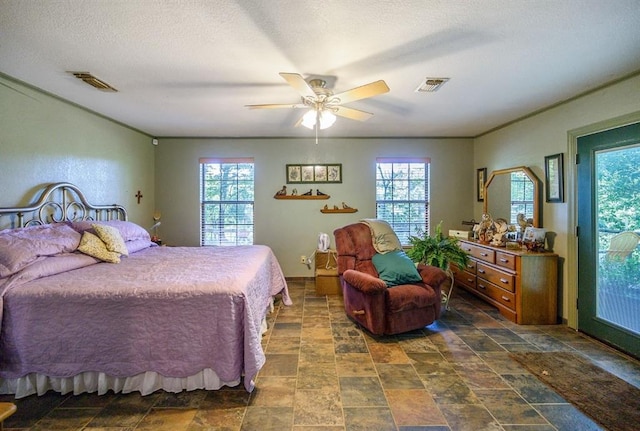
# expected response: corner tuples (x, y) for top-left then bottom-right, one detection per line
(417, 264), (449, 288)
(343, 269), (387, 295)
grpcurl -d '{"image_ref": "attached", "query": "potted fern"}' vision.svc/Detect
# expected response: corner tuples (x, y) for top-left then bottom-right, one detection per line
(406, 221), (469, 311)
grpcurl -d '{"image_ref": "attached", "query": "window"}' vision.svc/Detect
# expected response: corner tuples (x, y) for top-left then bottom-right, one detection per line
(200, 158), (254, 246)
(376, 158), (430, 244)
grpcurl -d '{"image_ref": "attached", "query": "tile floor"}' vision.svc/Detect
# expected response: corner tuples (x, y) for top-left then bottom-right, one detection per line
(2, 279), (640, 431)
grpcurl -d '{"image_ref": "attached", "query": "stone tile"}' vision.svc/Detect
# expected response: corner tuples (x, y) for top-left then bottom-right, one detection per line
(376, 363), (425, 390)
(135, 408), (197, 431)
(368, 342), (411, 364)
(335, 353), (378, 376)
(293, 390), (343, 426)
(240, 406), (293, 431)
(297, 362), (339, 390)
(534, 403), (602, 431)
(481, 328), (528, 344)
(299, 342), (336, 364)
(385, 389), (447, 426)
(339, 376), (387, 407)
(474, 389), (547, 425)
(420, 374), (480, 405)
(406, 352), (456, 376)
(438, 403), (500, 431)
(343, 406), (396, 431)
(87, 393), (160, 428)
(265, 336), (302, 354)
(250, 377), (297, 407)
(258, 353), (299, 377)
(30, 407), (101, 430)
(457, 334), (506, 352)
(500, 374), (565, 404)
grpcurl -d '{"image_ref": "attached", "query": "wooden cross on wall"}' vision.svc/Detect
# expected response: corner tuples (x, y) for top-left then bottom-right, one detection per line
(135, 190), (143, 204)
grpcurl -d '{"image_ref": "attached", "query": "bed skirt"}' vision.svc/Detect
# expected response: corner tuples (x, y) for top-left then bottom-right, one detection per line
(0, 369), (242, 399)
(0, 313), (271, 399)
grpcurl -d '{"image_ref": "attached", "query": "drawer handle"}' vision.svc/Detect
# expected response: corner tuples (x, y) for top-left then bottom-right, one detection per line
(467, 264), (474, 268)
(478, 284), (486, 290)
(466, 278), (474, 283)
(499, 258), (509, 263)
(480, 253), (488, 257)
(501, 296), (510, 302)
(500, 278), (509, 284)
(478, 269), (485, 274)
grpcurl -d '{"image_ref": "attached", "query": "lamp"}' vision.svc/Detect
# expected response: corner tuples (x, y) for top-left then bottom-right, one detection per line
(301, 109), (336, 130)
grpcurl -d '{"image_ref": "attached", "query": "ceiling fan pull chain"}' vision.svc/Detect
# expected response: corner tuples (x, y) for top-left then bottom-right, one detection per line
(315, 110), (320, 144)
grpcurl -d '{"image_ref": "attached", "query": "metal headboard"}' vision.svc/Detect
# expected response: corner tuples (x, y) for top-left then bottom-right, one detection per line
(0, 182), (127, 229)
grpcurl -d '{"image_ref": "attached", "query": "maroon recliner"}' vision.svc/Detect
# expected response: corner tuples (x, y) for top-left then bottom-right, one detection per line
(333, 222), (448, 335)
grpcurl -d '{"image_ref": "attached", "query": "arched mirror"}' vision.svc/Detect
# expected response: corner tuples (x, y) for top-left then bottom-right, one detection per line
(483, 166), (541, 227)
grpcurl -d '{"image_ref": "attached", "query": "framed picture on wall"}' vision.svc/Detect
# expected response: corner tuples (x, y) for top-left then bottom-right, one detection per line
(286, 164), (342, 183)
(477, 168), (487, 202)
(545, 153), (564, 202)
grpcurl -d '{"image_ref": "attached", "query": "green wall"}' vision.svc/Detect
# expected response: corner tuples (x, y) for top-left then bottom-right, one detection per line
(154, 137), (474, 276)
(0, 74), (155, 227)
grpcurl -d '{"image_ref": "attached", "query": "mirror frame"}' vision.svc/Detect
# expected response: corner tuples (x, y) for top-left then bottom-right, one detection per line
(483, 166), (541, 227)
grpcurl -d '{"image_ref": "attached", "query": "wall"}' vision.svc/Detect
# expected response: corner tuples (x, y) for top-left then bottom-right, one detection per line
(0, 74), (155, 226)
(473, 73), (640, 326)
(154, 137), (474, 276)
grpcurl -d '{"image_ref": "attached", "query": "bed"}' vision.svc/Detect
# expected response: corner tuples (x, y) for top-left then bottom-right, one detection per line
(0, 182), (291, 398)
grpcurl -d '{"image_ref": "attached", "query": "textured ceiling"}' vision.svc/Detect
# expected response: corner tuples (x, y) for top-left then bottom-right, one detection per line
(1, 0), (639, 138)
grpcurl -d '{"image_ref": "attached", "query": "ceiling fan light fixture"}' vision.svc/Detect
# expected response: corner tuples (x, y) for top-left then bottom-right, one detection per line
(415, 77), (449, 93)
(302, 110), (336, 130)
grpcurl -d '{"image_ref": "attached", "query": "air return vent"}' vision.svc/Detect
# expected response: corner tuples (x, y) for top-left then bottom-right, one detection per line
(415, 77), (449, 93)
(68, 72), (118, 92)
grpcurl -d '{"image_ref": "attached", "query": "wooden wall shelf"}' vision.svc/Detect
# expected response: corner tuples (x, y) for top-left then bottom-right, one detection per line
(320, 208), (358, 213)
(274, 194), (330, 200)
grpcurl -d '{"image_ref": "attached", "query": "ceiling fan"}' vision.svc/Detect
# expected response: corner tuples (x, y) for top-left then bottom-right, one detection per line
(245, 72), (390, 131)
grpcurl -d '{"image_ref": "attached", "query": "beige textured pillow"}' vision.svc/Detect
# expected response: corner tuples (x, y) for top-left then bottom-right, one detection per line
(78, 232), (121, 263)
(93, 223), (128, 256)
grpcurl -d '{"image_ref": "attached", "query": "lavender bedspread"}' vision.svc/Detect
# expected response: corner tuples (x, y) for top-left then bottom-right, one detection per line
(0, 245), (290, 392)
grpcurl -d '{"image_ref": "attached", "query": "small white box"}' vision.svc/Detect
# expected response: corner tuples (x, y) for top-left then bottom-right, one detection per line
(449, 230), (472, 240)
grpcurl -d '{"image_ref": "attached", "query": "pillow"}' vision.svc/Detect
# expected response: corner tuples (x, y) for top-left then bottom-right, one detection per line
(69, 220), (150, 242)
(77, 232), (121, 263)
(0, 223), (81, 278)
(92, 223), (128, 256)
(125, 238), (155, 254)
(372, 250), (422, 287)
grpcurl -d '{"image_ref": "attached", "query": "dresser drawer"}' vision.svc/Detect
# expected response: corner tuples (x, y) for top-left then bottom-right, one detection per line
(477, 279), (516, 311)
(454, 270), (476, 290)
(476, 263), (515, 293)
(459, 243), (495, 264)
(496, 252), (516, 270)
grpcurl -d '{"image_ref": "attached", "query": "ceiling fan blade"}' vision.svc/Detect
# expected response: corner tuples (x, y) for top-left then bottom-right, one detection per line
(245, 103), (307, 109)
(330, 80), (390, 105)
(279, 72), (317, 99)
(333, 106), (374, 121)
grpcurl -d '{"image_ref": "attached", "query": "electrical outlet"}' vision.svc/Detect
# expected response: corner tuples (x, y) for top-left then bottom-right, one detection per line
(300, 255), (307, 264)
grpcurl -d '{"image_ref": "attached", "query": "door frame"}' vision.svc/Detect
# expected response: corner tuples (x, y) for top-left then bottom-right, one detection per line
(567, 110), (640, 329)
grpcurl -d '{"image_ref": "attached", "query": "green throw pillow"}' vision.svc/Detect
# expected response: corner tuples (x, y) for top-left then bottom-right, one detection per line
(372, 250), (422, 287)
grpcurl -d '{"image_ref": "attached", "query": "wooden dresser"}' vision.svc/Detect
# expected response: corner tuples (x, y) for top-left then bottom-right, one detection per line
(452, 239), (558, 324)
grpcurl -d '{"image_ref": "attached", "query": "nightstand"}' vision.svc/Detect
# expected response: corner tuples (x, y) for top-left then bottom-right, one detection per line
(315, 250), (341, 295)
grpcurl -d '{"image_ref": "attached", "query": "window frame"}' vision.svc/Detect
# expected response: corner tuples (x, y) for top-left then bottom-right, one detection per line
(199, 158), (255, 246)
(375, 157), (431, 245)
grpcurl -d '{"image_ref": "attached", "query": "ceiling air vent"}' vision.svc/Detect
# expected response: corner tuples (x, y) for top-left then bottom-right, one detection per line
(415, 77), (449, 93)
(68, 72), (118, 92)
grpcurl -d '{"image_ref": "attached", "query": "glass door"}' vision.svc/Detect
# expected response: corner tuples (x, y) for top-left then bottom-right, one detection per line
(577, 122), (640, 358)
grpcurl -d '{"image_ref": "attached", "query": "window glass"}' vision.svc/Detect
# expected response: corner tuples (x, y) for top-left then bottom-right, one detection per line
(200, 160), (254, 246)
(376, 159), (430, 244)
